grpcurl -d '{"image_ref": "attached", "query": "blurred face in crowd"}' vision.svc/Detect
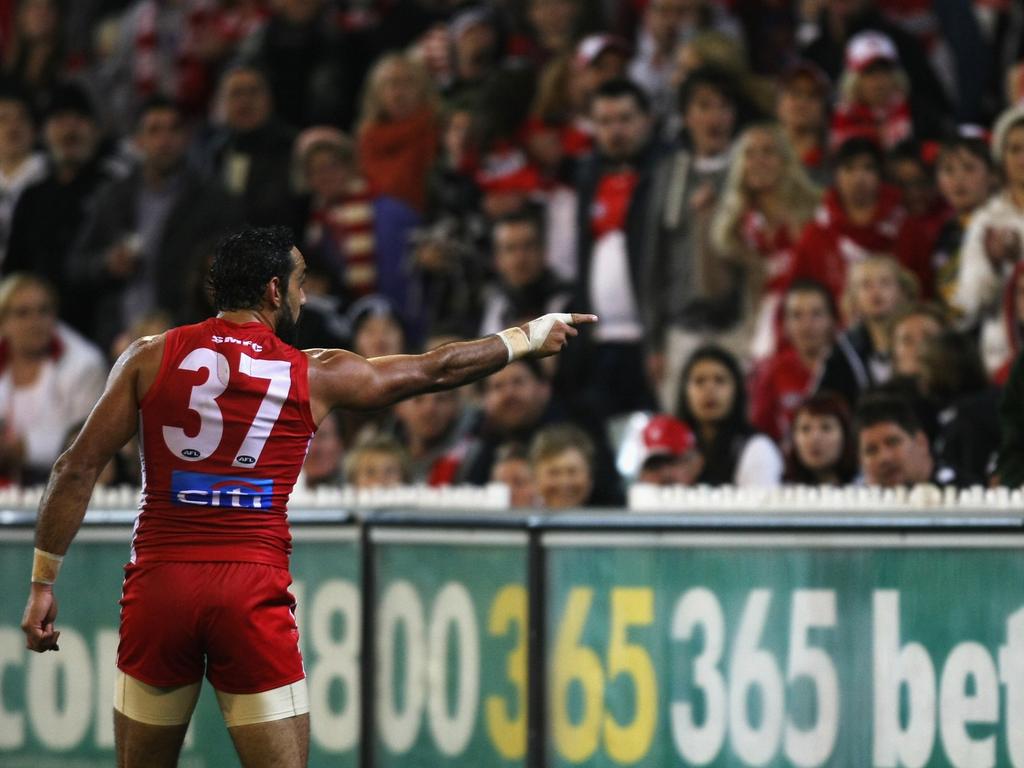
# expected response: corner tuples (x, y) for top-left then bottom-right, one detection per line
(376, 60), (421, 122)
(835, 154), (881, 211)
(684, 85), (735, 158)
(851, 261), (902, 323)
(937, 147), (993, 215)
(395, 390), (461, 447)
(889, 157), (934, 217)
(305, 146), (352, 204)
(685, 359), (735, 425)
(527, 0), (578, 47)
(221, 68), (272, 133)
(776, 74), (826, 135)
(276, 0), (324, 24)
(645, 0), (688, 51)
(349, 449), (404, 489)
(454, 22), (497, 82)
(741, 128), (785, 196)
(18, 0), (58, 42)
(483, 362), (550, 433)
(859, 421), (930, 487)
(494, 220), (545, 289)
(136, 107), (187, 177)
(1003, 124), (1024, 190)
(491, 456), (538, 507)
(784, 290), (835, 359)
(44, 110), (98, 169)
(892, 313), (943, 378)
(638, 450), (704, 486)
(889, 157), (933, 216)
(303, 414), (343, 485)
(0, 99), (34, 163)
(855, 62), (901, 110)
(591, 94), (650, 163)
(1, 282), (57, 357)
(354, 314), (404, 359)
(793, 411), (844, 476)
(534, 447), (592, 508)
(443, 109), (473, 165)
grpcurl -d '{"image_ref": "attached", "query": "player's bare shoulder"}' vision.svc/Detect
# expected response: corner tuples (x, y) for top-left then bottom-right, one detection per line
(112, 332), (169, 400)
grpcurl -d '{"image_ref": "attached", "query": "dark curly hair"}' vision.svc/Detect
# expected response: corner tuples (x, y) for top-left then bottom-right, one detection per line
(207, 227), (295, 312)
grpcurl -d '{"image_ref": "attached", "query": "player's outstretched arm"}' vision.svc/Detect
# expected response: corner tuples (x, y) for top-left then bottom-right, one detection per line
(307, 313), (597, 421)
(21, 336), (161, 653)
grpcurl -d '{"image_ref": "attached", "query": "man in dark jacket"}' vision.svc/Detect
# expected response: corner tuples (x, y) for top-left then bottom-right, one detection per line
(571, 78), (663, 419)
(69, 97), (242, 347)
(200, 63), (296, 228)
(6, 82), (121, 333)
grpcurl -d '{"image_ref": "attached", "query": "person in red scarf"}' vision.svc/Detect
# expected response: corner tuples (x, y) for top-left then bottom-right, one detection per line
(787, 136), (931, 319)
(357, 52), (439, 213)
(829, 30), (912, 152)
(710, 122), (821, 361)
(749, 279), (837, 445)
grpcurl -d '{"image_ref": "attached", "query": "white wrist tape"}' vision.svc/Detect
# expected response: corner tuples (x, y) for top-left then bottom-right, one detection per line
(32, 548), (63, 585)
(497, 313), (574, 362)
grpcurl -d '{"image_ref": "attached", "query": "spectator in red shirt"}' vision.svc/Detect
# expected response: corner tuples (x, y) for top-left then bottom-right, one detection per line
(357, 52), (439, 213)
(750, 279), (837, 444)
(829, 30), (911, 151)
(788, 136), (930, 316)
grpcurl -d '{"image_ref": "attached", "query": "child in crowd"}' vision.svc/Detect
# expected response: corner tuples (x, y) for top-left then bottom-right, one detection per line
(344, 434), (411, 489)
(529, 423), (596, 508)
(490, 442), (538, 507)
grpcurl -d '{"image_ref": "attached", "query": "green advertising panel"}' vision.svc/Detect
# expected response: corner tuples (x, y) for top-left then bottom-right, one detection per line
(544, 531), (1024, 768)
(370, 527), (529, 768)
(0, 522), (361, 768)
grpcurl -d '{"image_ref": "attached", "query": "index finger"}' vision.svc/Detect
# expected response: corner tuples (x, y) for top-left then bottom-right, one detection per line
(569, 313), (599, 325)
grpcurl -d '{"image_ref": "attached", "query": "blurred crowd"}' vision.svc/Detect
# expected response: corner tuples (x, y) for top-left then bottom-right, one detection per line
(1, 0), (1024, 505)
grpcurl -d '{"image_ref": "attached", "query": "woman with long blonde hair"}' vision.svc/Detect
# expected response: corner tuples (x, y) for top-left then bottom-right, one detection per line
(357, 53), (440, 212)
(710, 122), (820, 359)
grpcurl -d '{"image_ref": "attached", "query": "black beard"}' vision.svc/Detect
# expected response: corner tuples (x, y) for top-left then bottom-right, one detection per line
(275, 304), (299, 345)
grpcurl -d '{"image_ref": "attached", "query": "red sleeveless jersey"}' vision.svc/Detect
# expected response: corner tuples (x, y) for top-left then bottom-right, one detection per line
(132, 318), (316, 568)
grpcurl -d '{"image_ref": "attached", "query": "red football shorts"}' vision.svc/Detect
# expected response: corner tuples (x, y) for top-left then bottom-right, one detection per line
(117, 560), (305, 694)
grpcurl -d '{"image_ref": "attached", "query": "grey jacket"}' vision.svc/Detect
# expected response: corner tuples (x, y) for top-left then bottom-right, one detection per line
(639, 148), (745, 351)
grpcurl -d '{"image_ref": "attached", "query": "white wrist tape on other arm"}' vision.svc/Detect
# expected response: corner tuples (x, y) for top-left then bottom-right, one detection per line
(497, 313), (574, 362)
(31, 548), (63, 585)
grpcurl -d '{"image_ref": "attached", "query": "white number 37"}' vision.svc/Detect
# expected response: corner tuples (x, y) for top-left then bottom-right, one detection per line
(162, 347), (291, 467)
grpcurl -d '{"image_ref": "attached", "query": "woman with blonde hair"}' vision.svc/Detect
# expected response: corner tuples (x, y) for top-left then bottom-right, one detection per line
(710, 122), (820, 359)
(357, 53), (440, 213)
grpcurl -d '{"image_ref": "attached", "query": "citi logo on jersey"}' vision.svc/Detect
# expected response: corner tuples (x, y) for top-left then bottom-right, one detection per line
(171, 471), (274, 509)
(211, 335), (264, 353)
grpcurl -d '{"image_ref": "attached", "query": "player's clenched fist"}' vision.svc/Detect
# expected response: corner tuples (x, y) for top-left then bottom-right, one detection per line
(497, 313), (599, 361)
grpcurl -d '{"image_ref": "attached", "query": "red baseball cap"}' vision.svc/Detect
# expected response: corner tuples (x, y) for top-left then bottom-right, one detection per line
(641, 414), (696, 459)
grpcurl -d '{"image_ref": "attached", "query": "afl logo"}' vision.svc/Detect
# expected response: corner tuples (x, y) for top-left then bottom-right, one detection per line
(181, 449), (201, 459)
(236, 455), (256, 465)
